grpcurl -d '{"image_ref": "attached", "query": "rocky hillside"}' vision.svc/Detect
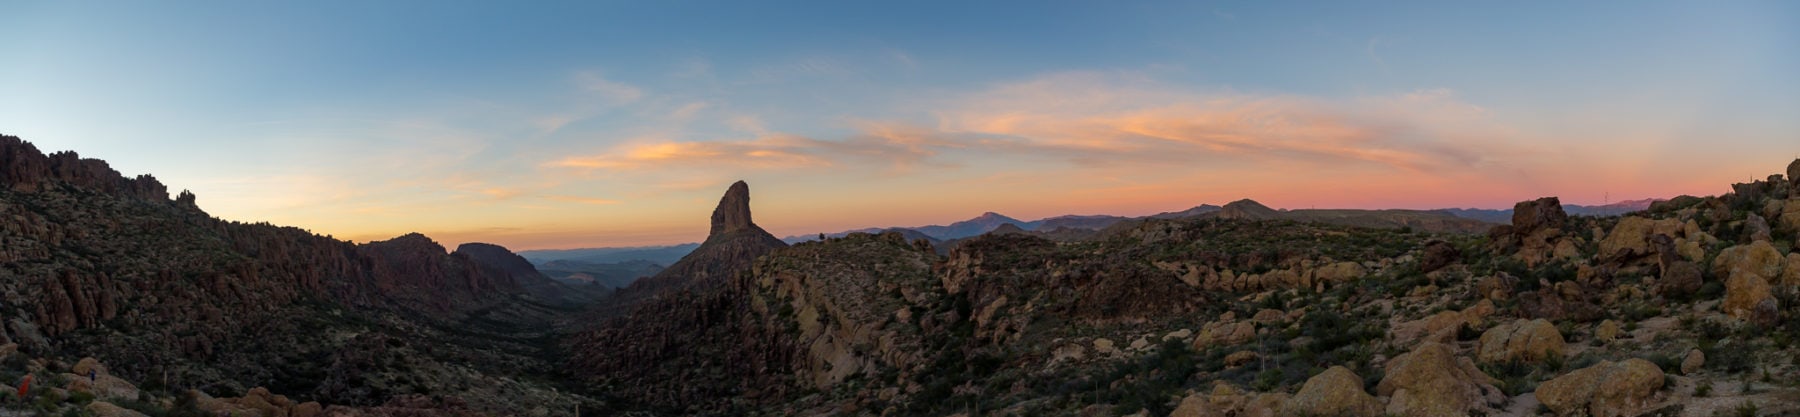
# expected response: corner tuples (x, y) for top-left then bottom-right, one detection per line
(566, 159), (1800, 417)
(10, 130), (1800, 417)
(0, 134), (594, 415)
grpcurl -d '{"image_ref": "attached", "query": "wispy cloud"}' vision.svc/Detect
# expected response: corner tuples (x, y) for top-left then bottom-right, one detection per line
(547, 71), (1510, 178)
(575, 71), (645, 104)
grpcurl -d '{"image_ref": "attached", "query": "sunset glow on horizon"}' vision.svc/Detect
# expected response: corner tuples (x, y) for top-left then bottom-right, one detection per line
(3, 2), (1795, 250)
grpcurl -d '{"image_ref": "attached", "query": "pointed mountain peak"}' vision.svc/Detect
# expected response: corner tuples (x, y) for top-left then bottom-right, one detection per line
(709, 180), (756, 236)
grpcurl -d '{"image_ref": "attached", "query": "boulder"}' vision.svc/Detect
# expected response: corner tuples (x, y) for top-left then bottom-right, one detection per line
(1656, 261), (1703, 297)
(1170, 393), (1222, 417)
(1194, 321), (1256, 349)
(1745, 213), (1772, 242)
(1314, 261), (1367, 283)
(85, 402), (150, 417)
(1681, 349), (1704, 375)
(1093, 338), (1118, 355)
(1286, 366), (1381, 417)
(1535, 359), (1665, 417)
(1477, 319), (1566, 364)
(64, 372), (138, 400)
(1789, 158), (1800, 187)
(1784, 253), (1800, 287)
(1594, 320), (1621, 341)
(1224, 351), (1258, 367)
(72, 357), (106, 376)
(1420, 240), (1462, 273)
(1599, 216), (1680, 260)
(1377, 342), (1504, 417)
(1713, 240), (1784, 281)
(1722, 271), (1778, 326)
(1513, 197), (1568, 232)
(1392, 300), (1494, 346)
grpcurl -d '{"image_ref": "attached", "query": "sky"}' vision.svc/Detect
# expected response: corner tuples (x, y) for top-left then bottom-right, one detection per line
(2, 1), (1796, 249)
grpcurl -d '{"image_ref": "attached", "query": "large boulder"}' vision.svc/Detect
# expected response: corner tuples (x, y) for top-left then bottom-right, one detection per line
(1392, 300), (1494, 346)
(1789, 158), (1800, 188)
(1656, 261), (1703, 297)
(1722, 271), (1778, 325)
(1286, 366), (1382, 417)
(1193, 321), (1256, 349)
(1377, 342), (1505, 417)
(1598, 216), (1681, 260)
(1713, 240), (1784, 281)
(1513, 197), (1568, 232)
(1745, 213), (1773, 242)
(1313, 261), (1367, 284)
(85, 402), (150, 417)
(1477, 319), (1566, 364)
(1535, 359), (1665, 417)
(1420, 240), (1461, 273)
(1784, 253), (1800, 286)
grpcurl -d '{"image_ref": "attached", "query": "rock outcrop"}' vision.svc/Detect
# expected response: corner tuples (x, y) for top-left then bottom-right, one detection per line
(1286, 366), (1381, 417)
(1477, 319), (1565, 364)
(1535, 359), (1665, 417)
(616, 180), (788, 299)
(1378, 342), (1504, 417)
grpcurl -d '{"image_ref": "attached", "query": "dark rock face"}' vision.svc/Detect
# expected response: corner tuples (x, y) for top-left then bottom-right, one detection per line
(1, 136), (170, 201)
(1788, 158), (1800, 187)
(620, 181), (787, 299)
(710, 180), (756, 236)
(1511, 197), (1567, 233)
(1420, 240), (1462, 273)
(0, 134), (574, 410)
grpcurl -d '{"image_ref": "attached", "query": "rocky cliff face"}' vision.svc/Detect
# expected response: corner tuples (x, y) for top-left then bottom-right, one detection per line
(610, 181), (787, 302)
(0, 134), (586, 413)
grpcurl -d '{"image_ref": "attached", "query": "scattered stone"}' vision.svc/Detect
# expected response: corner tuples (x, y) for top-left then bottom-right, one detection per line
(1594, 320), (1621, 341)
(1681, 349), (1704, 375)
(1286, 366), (1382, 417)
(1093, 338), (1118, 355)
(1164, 328), (1193, 341)
(1535, 359), (1665, 417)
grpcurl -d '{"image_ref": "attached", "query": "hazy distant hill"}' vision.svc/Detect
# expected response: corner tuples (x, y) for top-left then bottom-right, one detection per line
(1439, 198), (1662, 224)
(518, 242), (698, 266)
(536, 259), (664, 290)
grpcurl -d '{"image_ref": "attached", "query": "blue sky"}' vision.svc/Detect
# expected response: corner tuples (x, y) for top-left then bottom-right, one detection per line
(2, 1), (1795, 248)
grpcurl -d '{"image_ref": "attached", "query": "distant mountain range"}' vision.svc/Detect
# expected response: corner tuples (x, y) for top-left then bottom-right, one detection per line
(538, 198), (1664, 274)
(1435, 198), (1662, 224)
(518, 242), (698, 265)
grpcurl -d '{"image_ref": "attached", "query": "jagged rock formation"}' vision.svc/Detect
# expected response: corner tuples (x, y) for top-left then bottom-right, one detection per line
(0, 134), (588, 414)
(618, 180), (787, 298)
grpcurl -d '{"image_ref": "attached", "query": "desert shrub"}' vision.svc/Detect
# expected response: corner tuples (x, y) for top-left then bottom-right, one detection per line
(1706, 341), (1756, 373)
